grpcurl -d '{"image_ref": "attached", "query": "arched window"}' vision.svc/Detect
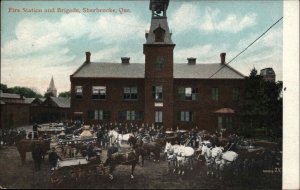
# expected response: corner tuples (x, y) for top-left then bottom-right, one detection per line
(154, 26), (165, 42)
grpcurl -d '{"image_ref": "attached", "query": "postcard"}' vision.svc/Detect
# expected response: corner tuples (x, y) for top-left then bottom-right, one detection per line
(0, 0), (299, 189)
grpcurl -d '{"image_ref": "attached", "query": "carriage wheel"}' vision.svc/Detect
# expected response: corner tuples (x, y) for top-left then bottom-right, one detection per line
(51, 166), (77, 185)
(51, 171), (63, 186)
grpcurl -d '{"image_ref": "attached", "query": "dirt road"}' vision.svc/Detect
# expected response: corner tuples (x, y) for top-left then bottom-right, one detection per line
(0, 145), (281, 189)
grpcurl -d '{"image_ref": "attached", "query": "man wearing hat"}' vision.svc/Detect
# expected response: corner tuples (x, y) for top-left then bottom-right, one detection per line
(48, 147), (62, 170)
(107, 143), (118, 159)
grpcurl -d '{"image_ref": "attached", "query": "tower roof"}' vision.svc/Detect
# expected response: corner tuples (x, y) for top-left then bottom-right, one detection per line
(149, 0), (169, 11)
(48, 76), (57, 90)
(145, 0), (173, 44)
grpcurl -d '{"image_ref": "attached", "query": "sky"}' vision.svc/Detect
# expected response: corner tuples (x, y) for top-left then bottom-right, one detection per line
(1, 0), (283, 94)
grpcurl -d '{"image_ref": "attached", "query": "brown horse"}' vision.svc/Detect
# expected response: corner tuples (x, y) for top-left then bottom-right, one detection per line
(129, 136), (161, 162)
(104, 151), (138, 180)
(153, 136), (178, 148)
(14, 134), (51, 165)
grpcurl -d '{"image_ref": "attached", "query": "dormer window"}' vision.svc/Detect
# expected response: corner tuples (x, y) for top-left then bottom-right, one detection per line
(154, 26), (165, 42)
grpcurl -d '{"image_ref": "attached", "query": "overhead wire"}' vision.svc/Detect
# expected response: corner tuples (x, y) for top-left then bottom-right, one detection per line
(208, 16), (283, 79)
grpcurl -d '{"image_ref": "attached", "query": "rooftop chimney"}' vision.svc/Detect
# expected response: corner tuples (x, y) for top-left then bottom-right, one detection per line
(220, 52), (226, 64)
(187, 57), (196, 65)
(121, 57), (130, 64)
(85, 52), (91, 63)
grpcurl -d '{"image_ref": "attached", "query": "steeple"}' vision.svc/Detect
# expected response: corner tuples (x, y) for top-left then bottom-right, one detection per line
(145, 0), (173, 44)
(47, 76), (57, 97)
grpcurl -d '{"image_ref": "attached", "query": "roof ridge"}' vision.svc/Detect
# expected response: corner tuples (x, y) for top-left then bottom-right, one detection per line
(222, 64), (246, 78)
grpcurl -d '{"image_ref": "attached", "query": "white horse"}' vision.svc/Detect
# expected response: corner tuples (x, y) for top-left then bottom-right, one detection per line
(201, 143), (238, 179)
(164, 142), (195, 175)
(200, 143), (215, 176)
(211, 147), (238, 179)
(164, 143), (180, 173)
(108, 130), (133, 147)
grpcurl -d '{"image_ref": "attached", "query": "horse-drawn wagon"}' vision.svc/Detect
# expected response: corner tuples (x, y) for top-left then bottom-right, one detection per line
(50, 157), (109, 185)
(37, 123), (66, 138)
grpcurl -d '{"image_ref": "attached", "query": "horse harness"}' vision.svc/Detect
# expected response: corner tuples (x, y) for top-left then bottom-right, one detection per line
(114, 151), (137, 165)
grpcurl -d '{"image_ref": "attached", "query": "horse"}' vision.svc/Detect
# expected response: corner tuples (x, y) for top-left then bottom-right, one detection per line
(108, 129), (133, 147)
(14, 134), (51, 165)
(164, 143), (179, 173)
(164, 142), (195, 175)
(129, 135), (161, 163)
(104, 150), (138, 180)
(200, 142), (215, 176)
(211, 146), (238, 180)
(200, 142), (238, 179)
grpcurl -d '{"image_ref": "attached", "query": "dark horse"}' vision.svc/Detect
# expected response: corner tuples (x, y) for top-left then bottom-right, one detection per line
(14, 133), (51, 165)
(104, 148), (138, 180)
(128, 136), (161, 163)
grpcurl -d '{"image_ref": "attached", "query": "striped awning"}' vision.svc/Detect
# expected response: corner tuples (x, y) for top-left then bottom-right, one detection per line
(214, 108), (235, 114)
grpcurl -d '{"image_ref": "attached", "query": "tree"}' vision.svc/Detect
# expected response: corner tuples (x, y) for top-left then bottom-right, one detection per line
(0, 83), (8, 92)
(5, 86), (42, 98)
(58, 91), (70, 98)
(238, 68), (282, 140)
(44, 92), (55, 98)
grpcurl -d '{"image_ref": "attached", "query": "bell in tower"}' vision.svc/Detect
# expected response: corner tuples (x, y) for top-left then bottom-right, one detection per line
(145, 0), (173, 44)
(149, 0), (169, 18)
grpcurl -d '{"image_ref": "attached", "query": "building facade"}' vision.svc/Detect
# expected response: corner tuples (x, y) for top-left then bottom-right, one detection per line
(70, 0), (245, 132)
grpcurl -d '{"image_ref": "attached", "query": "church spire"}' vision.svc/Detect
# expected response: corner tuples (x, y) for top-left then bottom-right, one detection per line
(145, 0), (173, 44)
(47, 76), (57, 97)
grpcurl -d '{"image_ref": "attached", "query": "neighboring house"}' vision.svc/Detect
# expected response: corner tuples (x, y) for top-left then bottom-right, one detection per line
(1, 90), (71, 128)
(30, 97), (70, 124)
(260, 68), (276, 82)
(70, 0), (245, 132)
(0, 91), (30, 128)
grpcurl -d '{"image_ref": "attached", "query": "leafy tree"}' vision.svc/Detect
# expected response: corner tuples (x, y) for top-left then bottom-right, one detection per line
(0, 83), (8, 92)
(58, 91), (71, 98)
(237, 68), (282, 140)
(44, 91), (55, 98)
(5, 86), (42, 98)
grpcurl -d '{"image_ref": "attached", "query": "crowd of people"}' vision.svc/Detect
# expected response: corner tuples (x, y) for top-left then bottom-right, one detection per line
(1, 120), (241, 172)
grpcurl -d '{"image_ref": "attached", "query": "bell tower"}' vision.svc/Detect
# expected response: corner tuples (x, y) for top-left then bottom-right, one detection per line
(144, 0), (175, 130)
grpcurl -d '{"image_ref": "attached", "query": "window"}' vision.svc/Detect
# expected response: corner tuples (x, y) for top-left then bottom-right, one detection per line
(87, 110), (94, 120)
(233, 88), (240, 101)
(178, 87), (198, 100)
(92, 86), (106, 99)
(218, 116), (233, 130)
(119, 110), (143, 121)
(152, 86), (163, 101)
(155, 56), (164, 70)
(75, 86), (83, 98)
(218, 116), (222, 130)
(123, 87), (138, 100)
(179, 111), (193, 122)
(94, 110), (111, 121)
(126, 110), (135, 121)
(155, 111), (163, 123)
(212, 88), (219, 101)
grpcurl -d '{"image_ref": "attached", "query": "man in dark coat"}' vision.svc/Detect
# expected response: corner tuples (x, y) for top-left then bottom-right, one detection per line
(48, 147), (61, 170)
(32, 143), (43, 171)
(210, 134), (220, 147)
(97, 129), (104, 147)
(33, 124), (39, 139)
(107, 143), (118, 159)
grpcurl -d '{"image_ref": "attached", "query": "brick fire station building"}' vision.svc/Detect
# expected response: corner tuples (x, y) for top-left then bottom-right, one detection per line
(70, 0), (245, 132)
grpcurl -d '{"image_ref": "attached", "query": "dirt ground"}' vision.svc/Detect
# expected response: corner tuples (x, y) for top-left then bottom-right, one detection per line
(0, 145), (281, 189)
